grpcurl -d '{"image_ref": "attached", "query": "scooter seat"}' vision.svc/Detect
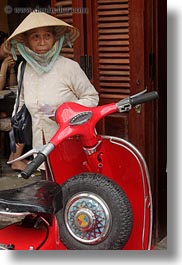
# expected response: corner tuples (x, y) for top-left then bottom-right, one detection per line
(0, 181), (62, 215)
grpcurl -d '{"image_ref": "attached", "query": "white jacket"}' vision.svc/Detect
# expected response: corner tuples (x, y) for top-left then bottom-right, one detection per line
(16, 56), (99, 151)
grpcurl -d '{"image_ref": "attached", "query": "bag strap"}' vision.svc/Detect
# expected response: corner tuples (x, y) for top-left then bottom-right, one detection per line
(14, 60), (26, 116)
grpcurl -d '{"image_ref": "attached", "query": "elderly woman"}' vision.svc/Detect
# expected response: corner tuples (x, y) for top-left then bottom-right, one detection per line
(6, 12), (99, 177)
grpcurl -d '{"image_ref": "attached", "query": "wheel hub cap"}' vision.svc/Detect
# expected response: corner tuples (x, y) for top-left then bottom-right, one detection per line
(74, 208), (95, 231)
(65, 192), (112, 244)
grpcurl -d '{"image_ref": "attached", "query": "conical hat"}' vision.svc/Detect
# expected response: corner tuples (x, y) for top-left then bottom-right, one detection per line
(7, 12), (79, 46)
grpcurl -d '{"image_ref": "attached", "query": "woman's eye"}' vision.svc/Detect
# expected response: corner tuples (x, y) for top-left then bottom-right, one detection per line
(45, 33), (52, 39)
(31, 34), (39, 40)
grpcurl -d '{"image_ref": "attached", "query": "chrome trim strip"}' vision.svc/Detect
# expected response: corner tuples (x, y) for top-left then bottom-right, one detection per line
(0, 211), (30, 216)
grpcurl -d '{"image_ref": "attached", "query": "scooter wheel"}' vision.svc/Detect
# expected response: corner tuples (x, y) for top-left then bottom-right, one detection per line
(56, 173), (133, 250)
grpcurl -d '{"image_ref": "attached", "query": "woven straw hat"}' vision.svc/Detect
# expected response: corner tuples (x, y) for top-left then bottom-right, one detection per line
(6, 12), (79, 50)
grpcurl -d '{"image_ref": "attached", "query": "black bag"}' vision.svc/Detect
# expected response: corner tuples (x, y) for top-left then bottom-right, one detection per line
(11, 104), (32, 145)
(10, 61), (32, 152)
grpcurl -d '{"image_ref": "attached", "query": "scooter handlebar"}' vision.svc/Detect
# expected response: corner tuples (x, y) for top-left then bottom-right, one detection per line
(21, 153), (46, 179)
(20, 92), (158, 179)
(130, 91), (159, 106)
(116, 91), (158, 113)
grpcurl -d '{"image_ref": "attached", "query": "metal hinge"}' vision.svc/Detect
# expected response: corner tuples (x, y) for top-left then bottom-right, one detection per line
(80, 55), (92, 80)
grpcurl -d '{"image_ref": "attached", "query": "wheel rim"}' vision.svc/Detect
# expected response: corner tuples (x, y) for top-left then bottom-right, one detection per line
(64, 192), (112, 244)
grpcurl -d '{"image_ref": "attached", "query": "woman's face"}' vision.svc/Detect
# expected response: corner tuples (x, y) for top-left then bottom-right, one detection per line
(26, 27), (55, 54)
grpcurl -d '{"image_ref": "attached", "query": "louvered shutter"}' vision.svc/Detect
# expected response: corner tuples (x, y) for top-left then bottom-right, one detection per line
(92, 0), (131, 101)
(51, 0), (84, 62)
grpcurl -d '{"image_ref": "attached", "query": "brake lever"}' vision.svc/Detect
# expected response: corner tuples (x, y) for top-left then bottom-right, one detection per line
(7, 146), (46, 164)
(131, 89), (147, 98)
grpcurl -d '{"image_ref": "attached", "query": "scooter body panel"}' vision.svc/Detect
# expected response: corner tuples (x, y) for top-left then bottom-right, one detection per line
(0, 222), (47, 250)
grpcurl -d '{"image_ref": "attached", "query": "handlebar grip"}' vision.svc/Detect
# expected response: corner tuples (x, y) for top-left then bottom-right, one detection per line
(130, 91), (159, 106)
(21, 153), (46, 179)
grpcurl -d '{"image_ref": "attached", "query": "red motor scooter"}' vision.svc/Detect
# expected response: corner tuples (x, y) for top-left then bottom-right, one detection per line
(0, 90), (158, 250)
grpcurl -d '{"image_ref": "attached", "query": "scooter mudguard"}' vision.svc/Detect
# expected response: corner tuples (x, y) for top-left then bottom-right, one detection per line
(49, 135), (153, 250)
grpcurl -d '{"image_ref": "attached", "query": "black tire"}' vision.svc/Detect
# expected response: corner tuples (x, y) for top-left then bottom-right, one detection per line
(57, 173), (133, 250)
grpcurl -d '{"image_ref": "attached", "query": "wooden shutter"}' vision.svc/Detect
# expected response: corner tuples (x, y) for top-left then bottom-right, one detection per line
(92, 0), (130, 101)
(51, 0), (84, 62)
(89, 0), (134, 139)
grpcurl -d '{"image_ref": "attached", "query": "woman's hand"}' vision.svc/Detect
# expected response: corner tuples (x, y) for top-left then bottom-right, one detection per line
(0, 56), (16, 89)
(5, 56), (15, 70)
(39, 104), (57, 121)
(1, 56), (15, 75)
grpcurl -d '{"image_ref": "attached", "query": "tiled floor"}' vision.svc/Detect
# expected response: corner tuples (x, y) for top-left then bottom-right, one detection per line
(0, 156), (167, 250)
